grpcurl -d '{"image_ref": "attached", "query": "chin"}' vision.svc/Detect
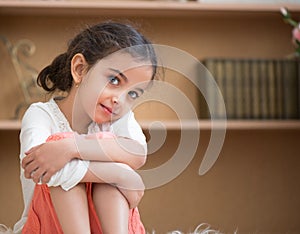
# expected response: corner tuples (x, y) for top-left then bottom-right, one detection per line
(94, 116), (114, 124)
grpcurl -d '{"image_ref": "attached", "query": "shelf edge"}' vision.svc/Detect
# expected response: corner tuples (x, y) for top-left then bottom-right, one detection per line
(0, 1), (299, 17)
(139, 120), (300, 130)
(1, 119), (300, 131)
(0, 120), (21, 130)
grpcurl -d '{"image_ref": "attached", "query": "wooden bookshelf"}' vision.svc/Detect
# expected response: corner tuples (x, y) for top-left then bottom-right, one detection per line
(141, 120), (300, 130)
(0, 0), (299, 17)
(1, 119), (300, 130)
(1, 1), (300, 233)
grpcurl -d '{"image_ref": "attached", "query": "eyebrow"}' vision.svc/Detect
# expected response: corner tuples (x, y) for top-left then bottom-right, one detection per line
(108, 68), (128, 82)
(108, 67), (145, 94)
(135, 87), (145, 94)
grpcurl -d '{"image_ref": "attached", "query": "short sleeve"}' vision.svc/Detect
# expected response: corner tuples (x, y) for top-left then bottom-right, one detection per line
(20, 104), (54, 160)
(18, 104), (55, 229)
(46, 159), (90, 191)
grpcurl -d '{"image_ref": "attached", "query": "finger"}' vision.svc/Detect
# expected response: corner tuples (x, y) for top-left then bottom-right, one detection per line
(25, 144), (41, 155)
(119, 188), (143, 209)
(31, 167), (46, 184)
(24, 162), (39, 179)
(40, 172), (51, 184)
(21, 154), (33, 169)
(131, 190), (144, 209)
(129, 193), (140, 209)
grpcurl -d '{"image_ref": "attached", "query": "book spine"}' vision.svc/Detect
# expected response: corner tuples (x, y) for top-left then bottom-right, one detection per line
(242, 60), (251, 119)
(274, 60), (284, 119)
(224, 59), (235, 119)
(259, 60), (269, 119)
(282, 60), (298, 119)
(215, 59), (226, 119)
(250, 60), (260, 119)
(234, 59), (244, 119)
(203, 59), (218, 119)
(267, 60), (276, 119)
(203, 57), (300, 120)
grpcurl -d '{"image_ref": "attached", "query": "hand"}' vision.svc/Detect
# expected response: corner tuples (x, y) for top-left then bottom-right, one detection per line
(83, 162), (145, 208)
(22, 138), (76, 184)
(118, 187), (144, 209)
(115, 163), (145, 209)
(84, 132), (115, 139)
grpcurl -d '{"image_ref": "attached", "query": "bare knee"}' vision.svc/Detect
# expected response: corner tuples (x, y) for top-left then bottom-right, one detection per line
(93, 184), (129, 234)
(93, 184), (120, 197)
(50, 184), (91, 234)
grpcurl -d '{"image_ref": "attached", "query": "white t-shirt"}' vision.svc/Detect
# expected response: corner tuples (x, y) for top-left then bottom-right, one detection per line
(13, 98), (146, 233)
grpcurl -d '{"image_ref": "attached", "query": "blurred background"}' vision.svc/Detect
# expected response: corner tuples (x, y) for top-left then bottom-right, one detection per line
(0, 0), (300, 233)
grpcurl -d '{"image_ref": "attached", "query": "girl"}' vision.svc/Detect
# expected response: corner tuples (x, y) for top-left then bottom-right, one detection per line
(13, 21), (158, 234)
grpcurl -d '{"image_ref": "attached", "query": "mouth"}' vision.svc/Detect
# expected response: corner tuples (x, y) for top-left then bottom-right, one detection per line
(100, 104), (116, 115)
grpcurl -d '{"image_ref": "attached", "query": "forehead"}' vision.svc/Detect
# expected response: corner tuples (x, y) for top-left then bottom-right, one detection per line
(102, 52), (152, 70)
(91, 52), (153, 83)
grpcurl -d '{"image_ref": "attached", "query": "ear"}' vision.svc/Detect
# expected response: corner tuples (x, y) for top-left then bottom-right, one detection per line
(71, 53), (88, 84)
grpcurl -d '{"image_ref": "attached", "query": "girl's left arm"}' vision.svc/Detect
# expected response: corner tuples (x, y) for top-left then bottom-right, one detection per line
(75, 135), (147, 169)
(22, 111), (147, 183)
(22, 135), (146, 185)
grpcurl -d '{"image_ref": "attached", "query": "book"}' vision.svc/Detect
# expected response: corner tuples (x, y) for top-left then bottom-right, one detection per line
(224, 59), (235, 119)
(242, 60), (252, 119)
(250, 60), (260, 119)
(233, 59), (244, 119)
(203, 58), (226, 119)
(202, 58), (300, 120)
(274, 59), (284, 119)
(203, 59), (217, 119)
(282, 60), (299, 119)
(267, 60), (276, 119)
(259, 60), (269, 119)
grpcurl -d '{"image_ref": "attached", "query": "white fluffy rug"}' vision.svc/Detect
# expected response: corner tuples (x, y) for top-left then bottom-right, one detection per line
(0, 223), (233, 234)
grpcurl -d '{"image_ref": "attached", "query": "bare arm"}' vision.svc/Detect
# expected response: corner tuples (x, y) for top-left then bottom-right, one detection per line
(74, 134), (147, 169)
(81, 162), (144, 190)
(22, 135), (146, 184)
(81, 161), (145, 209)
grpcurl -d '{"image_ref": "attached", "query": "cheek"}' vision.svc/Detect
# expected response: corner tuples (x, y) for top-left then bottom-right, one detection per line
(79, 71), (109, 106)
(77, 84), (104, 116)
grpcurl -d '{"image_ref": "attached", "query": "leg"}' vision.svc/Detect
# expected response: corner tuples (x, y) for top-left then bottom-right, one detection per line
(93, 183), (129, 234)
(49, 184), (91, 234)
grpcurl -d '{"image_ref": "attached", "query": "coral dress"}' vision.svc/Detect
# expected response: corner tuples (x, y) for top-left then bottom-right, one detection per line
(22, 132), (145, 234)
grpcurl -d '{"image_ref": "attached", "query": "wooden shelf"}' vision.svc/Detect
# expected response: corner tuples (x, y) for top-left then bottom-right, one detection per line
(0, 0), (299, 17)
(140, 119), (300, 130)
(0, 120), (21, 130)
(1, 119), (300, 131)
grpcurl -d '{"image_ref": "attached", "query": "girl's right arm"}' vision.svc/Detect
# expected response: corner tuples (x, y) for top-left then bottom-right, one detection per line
(81, 162), (145, 209)
(23, 110), (147, 183)
(23, 138), (144, 208)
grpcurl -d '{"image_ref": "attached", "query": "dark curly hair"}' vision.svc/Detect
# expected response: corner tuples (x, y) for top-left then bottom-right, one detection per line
(37, 21), (157, 92)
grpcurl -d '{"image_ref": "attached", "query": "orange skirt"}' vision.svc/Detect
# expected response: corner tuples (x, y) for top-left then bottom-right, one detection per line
(22, 132), (145, 234)
(22, 183), (145, 234)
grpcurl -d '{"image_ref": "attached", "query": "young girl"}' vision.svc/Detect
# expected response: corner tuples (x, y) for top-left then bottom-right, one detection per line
(13, 21), (158, 234)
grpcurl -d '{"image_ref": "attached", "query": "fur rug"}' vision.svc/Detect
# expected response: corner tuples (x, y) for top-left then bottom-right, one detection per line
(152, 223), (233, 234)
(0, 223), (232, 234)
(0, 225), (13, 234)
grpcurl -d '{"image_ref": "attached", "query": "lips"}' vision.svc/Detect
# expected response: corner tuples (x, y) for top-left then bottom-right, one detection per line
(100, 104), (112, 114)
(100, 104), (119, 116)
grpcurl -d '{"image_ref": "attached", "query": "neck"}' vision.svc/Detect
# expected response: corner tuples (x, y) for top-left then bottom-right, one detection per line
(55, 90), (91, 134)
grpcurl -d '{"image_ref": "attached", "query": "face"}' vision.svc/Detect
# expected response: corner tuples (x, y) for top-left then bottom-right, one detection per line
(75, 52), (153, 125)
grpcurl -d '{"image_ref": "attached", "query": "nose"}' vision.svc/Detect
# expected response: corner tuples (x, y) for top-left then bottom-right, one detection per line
(112, 96), (119, 104)
(111, 91), (126, 105)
